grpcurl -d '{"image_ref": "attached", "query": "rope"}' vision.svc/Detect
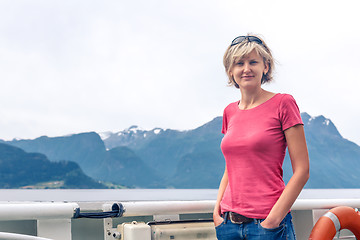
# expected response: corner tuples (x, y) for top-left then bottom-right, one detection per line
(73, 203), (124, 219)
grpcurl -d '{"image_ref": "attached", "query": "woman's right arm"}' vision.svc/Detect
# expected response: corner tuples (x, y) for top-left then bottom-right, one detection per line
(213, 166), (228, 227)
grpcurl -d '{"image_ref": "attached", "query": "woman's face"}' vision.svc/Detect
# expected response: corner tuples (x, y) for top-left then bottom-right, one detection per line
(230, 49), (268, 90)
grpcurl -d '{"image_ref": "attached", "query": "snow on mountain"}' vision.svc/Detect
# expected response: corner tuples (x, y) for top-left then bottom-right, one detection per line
(98, 131), (112, 141)
(303, 114), (335, 129)
(125, 125), (144, 133)
(153, 128), (162, 134)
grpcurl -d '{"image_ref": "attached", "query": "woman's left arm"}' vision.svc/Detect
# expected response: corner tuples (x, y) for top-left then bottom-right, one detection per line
(261, 124), (310, 228)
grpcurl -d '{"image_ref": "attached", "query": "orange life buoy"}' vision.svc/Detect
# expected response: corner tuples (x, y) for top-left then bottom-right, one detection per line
(309, 206), (360, 239)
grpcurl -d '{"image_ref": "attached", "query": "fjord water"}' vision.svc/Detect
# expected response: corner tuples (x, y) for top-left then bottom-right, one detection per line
(1, 189), (360, 202)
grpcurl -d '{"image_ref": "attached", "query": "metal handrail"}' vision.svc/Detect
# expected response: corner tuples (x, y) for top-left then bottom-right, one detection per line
(102, 199), (360, 217)
(293, 199), (360, 210)
(0, 232), (52, 240)
(0, 202), (79, 221)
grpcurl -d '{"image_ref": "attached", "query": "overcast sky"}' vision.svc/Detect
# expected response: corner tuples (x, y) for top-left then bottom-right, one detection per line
(1, 0), (360, 145)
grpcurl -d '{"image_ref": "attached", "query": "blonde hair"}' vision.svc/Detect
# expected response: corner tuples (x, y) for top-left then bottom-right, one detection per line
(223, 34), (275, 88)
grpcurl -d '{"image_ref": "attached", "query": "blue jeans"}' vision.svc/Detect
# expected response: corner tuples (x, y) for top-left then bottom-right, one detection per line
(215, 212), (296, 240)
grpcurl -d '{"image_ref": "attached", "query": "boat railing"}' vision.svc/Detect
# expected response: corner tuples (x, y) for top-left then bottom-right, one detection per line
(2, 199), (360, 240)
(0, 202), (79, 240)
(100, 199), (360, 216)
(101, 199), (360, 240)
(0, 232), (53, 240)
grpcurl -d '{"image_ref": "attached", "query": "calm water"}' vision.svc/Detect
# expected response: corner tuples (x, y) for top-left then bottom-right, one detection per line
(1, 189), (360, 202)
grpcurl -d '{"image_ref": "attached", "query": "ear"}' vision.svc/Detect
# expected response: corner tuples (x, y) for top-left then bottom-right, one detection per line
(263, 61), (269, 75)
(229, 71), (234, 79)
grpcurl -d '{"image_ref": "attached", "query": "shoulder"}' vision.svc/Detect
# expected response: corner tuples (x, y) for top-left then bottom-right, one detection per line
(223, 101), (238, 112)
(276, 94), (303, 129)
(222, 101), (238, 123)
(277, 93), (296, 101)
(275, 93), (301, 116)
(276, 93), (298, 107)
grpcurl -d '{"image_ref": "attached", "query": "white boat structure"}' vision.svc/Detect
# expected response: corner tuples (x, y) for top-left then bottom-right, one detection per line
(0, 189), (359, 240)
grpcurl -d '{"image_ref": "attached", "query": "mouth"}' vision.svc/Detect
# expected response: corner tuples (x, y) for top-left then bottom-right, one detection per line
(241, 75), (254, 79)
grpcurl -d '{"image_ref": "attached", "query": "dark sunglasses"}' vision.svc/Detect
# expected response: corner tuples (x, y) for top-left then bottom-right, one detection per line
(230, 36), (264, 47)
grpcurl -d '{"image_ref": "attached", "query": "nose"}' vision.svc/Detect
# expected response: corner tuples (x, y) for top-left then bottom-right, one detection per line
(243, 62), (251, 72)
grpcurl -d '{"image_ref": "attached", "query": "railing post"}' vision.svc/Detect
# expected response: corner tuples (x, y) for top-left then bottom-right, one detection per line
(37, 219), (72, 240)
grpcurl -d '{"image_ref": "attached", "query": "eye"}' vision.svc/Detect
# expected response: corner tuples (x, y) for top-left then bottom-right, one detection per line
(236, 61), (244, 66)
(250, 60), (258, 64)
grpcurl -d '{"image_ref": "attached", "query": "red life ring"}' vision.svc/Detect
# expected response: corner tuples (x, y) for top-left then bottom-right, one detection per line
(309, 206), (360, 239)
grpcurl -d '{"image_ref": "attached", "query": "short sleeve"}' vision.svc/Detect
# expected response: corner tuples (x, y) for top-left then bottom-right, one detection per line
(279, 94), (303, 131)
(221, 109), (228, 134)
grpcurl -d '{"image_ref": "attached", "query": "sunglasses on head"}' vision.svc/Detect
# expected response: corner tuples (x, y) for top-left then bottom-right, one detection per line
(230, 36), (264, 47)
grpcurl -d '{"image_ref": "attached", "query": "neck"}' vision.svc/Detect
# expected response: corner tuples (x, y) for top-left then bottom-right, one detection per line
(239, 87), (265, 109)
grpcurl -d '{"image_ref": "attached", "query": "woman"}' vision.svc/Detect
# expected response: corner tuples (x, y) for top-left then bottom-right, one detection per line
(213, 35), (310, 240)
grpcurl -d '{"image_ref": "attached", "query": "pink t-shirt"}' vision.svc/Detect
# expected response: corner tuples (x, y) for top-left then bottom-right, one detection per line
(220, 93), (303, 219)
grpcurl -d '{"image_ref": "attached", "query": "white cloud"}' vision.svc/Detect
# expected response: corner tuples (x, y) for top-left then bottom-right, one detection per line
(0, 0), (359, 145)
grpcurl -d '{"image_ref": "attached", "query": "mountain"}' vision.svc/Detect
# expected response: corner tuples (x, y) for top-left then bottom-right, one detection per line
(93, 146), (164, 188)
(3, 112), (360, 188)
(169, 117), (225, 188)
(282, 113), (360, 188)
(100, 126), (190, 178)
(0, 143), (106, 189)
(5, 132), (163, 188)
(99, 120), (225, 180)
(7, 132), (107, 176)
(100, 113), (360, 189)
(99, 126), (166, 149)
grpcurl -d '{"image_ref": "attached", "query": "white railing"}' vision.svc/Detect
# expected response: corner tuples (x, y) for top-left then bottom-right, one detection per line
(2, 199), (360, 240)
(0, 202), (78, 240)
(102, 199), (360, 217)
(0, 232), (52, 240)
(4, 199), (360, 220)
(0, 202), (78, 220)
(293, 199), (360, 210)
